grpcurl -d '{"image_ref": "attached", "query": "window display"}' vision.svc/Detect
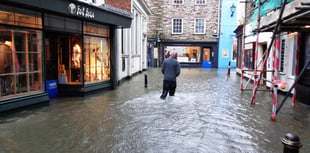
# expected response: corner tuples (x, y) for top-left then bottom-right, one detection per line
(84, 36), (110, 83)
(165, 46), (201, 63)
(83, 22), (110, 84)
(0, 28), (42, 98)
(57, 37), (82, 84)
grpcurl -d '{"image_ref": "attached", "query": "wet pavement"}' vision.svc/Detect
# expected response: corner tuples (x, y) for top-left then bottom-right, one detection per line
(0, 68), (309, 153)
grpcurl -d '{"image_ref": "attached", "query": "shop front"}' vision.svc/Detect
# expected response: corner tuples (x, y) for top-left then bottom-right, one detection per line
(161, 42), (218, 68)
(0, 0), (132, 112)
(44, 15), (112, 96)
(0, 3), (48, 112)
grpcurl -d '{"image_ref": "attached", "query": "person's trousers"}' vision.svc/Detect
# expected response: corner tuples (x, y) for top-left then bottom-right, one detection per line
(160, 80), (177, 99)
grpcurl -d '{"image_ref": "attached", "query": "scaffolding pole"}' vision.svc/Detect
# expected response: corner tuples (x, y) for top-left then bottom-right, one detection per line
(251, 0), (288, 106)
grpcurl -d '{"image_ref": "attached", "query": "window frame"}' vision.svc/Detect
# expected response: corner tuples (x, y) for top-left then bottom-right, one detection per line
(279, 39), (285, 73)
(0, 28), (43, 98)
(173, 0), (183, 5)
(194, 18), (206, 34)
(195, 0), (206, 5)
(172, 18), (183, 34)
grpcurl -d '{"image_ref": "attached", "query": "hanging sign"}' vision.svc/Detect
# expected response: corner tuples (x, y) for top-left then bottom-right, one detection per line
(68, 3), (95, 19)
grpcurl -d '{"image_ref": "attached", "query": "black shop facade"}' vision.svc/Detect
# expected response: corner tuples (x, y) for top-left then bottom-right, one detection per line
(0, 0), (132, 112)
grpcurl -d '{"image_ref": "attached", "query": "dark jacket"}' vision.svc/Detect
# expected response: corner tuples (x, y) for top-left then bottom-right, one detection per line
(161, 56), (181, 81)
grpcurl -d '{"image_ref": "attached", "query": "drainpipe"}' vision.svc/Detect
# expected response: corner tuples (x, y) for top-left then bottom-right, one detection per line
(113, 27), (119, 88)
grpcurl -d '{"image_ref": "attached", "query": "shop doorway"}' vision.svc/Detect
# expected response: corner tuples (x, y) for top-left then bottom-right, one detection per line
(202, 48), (212, 68)
(45, 32), (82, 86)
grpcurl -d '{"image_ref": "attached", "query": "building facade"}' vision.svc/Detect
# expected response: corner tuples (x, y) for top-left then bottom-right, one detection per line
(145, 0), (220, 68)
(116, 0), (151, 82)
(218, 0), (238, 68)
(0, 0), (132, 112)
(234, 0), (310, 105)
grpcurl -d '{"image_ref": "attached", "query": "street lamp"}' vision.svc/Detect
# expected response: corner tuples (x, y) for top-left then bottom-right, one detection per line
(230, 4), (236, 17)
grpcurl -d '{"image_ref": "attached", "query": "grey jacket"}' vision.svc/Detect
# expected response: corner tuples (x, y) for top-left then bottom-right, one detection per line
(161, 56), (181, 81)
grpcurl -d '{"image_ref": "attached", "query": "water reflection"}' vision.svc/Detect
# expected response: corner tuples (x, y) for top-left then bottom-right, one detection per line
(0, 68), (309, 153)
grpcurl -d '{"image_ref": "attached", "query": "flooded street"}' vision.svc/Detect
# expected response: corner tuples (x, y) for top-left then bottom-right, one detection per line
(0, 68), (309, 153)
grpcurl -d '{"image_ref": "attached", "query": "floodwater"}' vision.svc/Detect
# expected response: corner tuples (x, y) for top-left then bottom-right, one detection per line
(0, 68), (309, 153)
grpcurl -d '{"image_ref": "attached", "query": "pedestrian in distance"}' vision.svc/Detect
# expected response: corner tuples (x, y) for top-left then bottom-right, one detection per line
(160, 52), (181, 99)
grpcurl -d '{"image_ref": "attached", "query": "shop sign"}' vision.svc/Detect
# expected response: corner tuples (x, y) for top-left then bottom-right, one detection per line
(68, 3), (95, 19)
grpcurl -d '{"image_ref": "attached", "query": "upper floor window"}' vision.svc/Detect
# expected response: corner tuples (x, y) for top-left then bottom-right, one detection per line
(195, 18), (205, 34)
(196, 0), (206, 5)
(174, 0), (183, 5)
(280, 39), (285, 73)
(172, 18), (183, 34)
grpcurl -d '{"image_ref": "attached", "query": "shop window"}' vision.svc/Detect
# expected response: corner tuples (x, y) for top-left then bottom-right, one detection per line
(83, 22), (110, 84)
(165, 46), (201, 63)
(84, 22), (109, 37)
(172, 18), (183, 34)
(195, 18), (205, 34)
(84, 36), (110, 83)
(0, 4), (42, 29)
(0, 28), (42, 98)
(244, 49), (254, 69)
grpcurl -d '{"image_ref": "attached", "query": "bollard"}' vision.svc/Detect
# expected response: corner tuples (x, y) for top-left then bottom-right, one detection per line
(281, 133), (302, 153)
(226, 61), (231, 80)
(144, 74), (148, 88)
(228, 61), (231, 76)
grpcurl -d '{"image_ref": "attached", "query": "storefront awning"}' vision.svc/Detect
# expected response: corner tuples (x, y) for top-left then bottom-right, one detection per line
(7, 0), (133, 28)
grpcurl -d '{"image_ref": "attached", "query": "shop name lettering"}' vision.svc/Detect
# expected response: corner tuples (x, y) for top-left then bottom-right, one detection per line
(68, 3), (95, 19)
(76, 6), (95, 18)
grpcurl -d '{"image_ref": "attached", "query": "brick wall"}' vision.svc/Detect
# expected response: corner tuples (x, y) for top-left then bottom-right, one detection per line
(105, 0), (131, 13)
(145, 0), (219, 42)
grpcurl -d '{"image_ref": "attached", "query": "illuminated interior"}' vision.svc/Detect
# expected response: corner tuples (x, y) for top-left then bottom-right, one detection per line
(0, 4), (42, 98)
(84, 36), (110, 83)
(165, 46), (201, 63)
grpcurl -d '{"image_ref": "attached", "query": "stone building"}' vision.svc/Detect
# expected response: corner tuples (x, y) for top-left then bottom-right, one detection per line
(145, 0), (220, 68)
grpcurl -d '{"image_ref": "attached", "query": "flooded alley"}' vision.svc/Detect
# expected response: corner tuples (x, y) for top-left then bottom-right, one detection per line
(0, 68), (309, 153)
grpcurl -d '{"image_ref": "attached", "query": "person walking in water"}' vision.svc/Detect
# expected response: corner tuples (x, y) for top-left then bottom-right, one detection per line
(160, 52), (181, 99)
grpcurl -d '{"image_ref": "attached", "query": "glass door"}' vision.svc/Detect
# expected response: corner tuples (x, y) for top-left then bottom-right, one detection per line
(202, 48), (212, 68)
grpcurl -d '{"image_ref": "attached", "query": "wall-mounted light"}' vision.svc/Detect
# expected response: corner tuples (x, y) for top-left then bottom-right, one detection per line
(230, 4), (236, 17)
